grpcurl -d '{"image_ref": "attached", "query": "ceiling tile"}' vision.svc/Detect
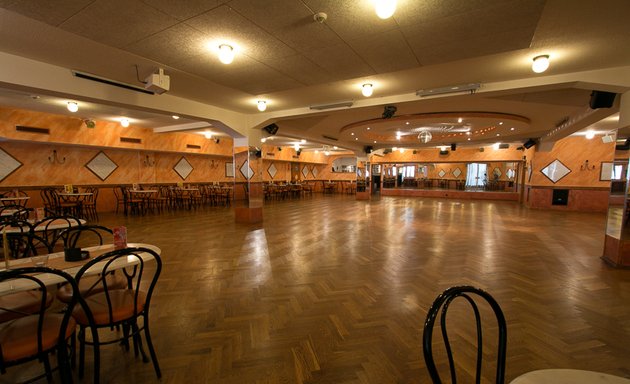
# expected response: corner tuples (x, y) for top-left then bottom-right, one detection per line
(141, 0), (227, 21)
(185, 5), (296, 61)
(396, 0), (507, 27)
(215, 62), (305, 95)
(259, 54), (333, 86)
(301, 43), (376, 80)
(59, 0), (180, 48)
(2, 0), (93, 26)
(126, 23), (208, 66)
(347, 29), (420, 74)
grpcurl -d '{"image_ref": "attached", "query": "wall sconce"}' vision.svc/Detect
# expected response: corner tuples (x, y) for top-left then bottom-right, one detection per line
(210, 159), (219, 168)
(48, 150), (66, 164)
(143, 155), (155, 166)
(214, 138), (220, 144)
(580, 160), (596, 171)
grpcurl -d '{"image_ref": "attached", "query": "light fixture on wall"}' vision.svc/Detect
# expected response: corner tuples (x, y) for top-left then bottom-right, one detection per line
(361, 83), (373, 97)
(257, 100), (267, 111)
(48, 149), (66, 164)
(585, 130), (595, 139)
(143, 155), (155, 167)
(210, 159), (219, 168)
(374, 0), (396, 19)
(532, 55), (550, 73)
(218, 44), (234, 64)
(120, 118), (130, 127)
(67, 101), (79, 113)
(580, 159), (596, 171)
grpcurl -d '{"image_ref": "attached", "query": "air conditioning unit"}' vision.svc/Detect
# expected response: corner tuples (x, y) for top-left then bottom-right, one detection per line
(145, 68), (170, 94)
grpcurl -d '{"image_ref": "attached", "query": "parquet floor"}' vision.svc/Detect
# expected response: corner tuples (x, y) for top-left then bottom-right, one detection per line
(5, 195), (630, 383)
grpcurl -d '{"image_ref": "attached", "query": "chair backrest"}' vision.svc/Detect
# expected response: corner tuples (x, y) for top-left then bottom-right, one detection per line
(423, 286), (507, 384)
(0, 267), (82, 376)
(62, 225), (113, 249)
(74, 247), (162, 324)
(32, 216), (82, 253)
(0, 219), (40, 259)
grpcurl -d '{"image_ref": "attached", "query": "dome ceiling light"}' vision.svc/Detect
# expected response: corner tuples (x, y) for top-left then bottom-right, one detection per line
(67, 101), (78, 113)
(257, 100), (267, 111)
(532, 55), (550, 73)
(374, 0), (397, 19)
(361, 83), (373, 97)
(418, 131), (432, 143)
(218, 44), (234, 64)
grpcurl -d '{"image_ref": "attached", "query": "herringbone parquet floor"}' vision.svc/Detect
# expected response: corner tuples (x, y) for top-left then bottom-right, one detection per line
(5, 194), (630, 383)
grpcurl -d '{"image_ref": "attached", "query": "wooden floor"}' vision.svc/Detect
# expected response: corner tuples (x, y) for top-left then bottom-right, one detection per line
(5, 194), (630, 383)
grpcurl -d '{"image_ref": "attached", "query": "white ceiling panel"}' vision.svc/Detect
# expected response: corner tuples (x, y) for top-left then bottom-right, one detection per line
(142, 0), (226, 21)
(1, 0), (92, 26)
(301, 43), (375, 80)
(347, 29), (420, 74)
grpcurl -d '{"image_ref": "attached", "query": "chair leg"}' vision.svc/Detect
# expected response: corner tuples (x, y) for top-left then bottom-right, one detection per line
(78, 327), (85, 378)
(42, 353), (53, 382)
(143, 315), (161, 378)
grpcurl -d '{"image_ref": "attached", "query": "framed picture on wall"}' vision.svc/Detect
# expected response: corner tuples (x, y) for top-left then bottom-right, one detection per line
(226, 162), (234, 177)
(600, 162), (613, 181)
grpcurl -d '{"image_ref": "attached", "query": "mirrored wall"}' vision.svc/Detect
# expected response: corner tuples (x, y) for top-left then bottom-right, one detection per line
(378, 161), (522, 192)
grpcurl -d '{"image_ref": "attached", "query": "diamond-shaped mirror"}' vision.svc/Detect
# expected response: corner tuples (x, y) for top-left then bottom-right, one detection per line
(268, 163), (277, 179)
(506, 169), (515, 179)
(541, 159), (571, 183)
(0, 148), (22, 182)
(240, 161), (254, 180)
(438, 169), (446, 178)
(302, 165), (309, 178)
(173, 157), (193, 180)
(452, 168), (462, 178)
(493, 167), (502, 178)
(85, 151), (117, 181)
(312, 167), (318, 177)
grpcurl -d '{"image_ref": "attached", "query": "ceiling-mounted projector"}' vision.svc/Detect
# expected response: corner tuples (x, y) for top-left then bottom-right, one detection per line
(145, 68), (170, 94)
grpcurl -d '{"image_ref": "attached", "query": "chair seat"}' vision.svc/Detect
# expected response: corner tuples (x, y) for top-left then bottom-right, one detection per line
(72, 289), (146, 325)
(0, 291), (53, 323)
(56, 273), (127, 303)
(0, 314), (76, 362)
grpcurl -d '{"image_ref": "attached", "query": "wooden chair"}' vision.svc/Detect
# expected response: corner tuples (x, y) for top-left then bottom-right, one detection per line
(0, 267), (84, 383)
(423, 286), (507, 384)
(72, 247), (162, 383)
(82, 187), (99, 221)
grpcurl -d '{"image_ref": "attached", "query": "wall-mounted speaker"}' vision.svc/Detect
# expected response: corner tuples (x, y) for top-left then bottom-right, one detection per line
(383, 148), (392, 154)
(263, 123), (279, 135)
(296, 149), (302, 156)
(439, 150), (449, 155)
(589, 91), (616, 109)
(523, 138), (537, 149)
(255, 149), (262, 158)
(450, 143), (457, 151)
(498, 143), (509, 149)
(479, 147), (485, 152)
(364, 145), (373, 154)
(616, 139), (630, 151)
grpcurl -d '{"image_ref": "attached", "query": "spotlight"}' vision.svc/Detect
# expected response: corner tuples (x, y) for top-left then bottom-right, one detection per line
(67, 101), (78, 113)
(218, 44), (234, 64)
(374, 0), (396, 19)
(257, 100), (267, 111)
(361, 83), (373, 97)
(382, 105), (397, 119)
(120, 118), (129, 127)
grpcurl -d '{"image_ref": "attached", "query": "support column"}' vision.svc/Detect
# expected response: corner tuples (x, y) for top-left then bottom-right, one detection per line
(234, 130), (263, 224)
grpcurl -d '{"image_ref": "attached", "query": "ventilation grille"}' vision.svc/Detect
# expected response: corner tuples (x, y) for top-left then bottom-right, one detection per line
(120, 137), (142, 144)
(16, 126), (50, 134)
(186, 144), (201, 149)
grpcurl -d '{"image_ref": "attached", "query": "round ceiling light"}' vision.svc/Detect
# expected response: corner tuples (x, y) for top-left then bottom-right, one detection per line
(361, 83), (373, 97)
(218, 44), (234, 64)
(257, 100), (267, 111)
(67, 101), (78, 113)
(374, 0), (397, 19)
(120, 118), (129, 127)
(532, 55), (550, 73)
(418, 130), (432, 143)
(585, 131), (595, 139)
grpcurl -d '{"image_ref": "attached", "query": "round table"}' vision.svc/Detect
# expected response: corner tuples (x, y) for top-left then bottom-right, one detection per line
(511, 369), (630, 384)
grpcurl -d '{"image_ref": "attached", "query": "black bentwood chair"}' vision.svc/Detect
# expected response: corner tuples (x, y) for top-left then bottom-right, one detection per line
(422, 286), (507, 384)
(0, 267), (84, 383)
(71, 247), (162, 384)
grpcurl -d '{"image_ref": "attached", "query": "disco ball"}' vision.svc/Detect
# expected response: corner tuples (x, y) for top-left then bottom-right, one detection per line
(418, 130), (432, 143)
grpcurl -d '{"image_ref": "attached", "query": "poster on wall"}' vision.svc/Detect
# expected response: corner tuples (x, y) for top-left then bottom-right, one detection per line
(0, 147), (23, 182)
(85, 151), (118, 181)
(173, 157), (193, 180)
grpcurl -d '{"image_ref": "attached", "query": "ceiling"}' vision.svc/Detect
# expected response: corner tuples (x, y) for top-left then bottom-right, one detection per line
(0, 0), (629, 152)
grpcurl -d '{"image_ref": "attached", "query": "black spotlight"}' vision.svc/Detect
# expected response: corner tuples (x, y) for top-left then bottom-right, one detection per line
(263, 123), (279, 135)
(523, 138), (537, 149)
(296, 149), (302, 156)
(450, 143), (457, 151)
(277, 147), (282, 151)
(382, 105), (397, 119)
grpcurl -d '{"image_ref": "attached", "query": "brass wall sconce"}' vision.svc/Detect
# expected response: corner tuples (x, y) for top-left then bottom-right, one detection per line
(580, 160), (595, 171)
(143, 155), (155, 166)
(48, 150), (66, 164)
(210, 159), (219, 168)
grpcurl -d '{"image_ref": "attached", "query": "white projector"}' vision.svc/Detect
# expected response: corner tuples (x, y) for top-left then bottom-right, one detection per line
(145, 68), (170, 94)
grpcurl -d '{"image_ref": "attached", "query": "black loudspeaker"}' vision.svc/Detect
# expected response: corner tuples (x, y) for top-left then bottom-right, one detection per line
(255, 149), (262, 158)
(498, 143), (509, 149)
(523, 139), (537, 149)
(439, 150), (449, 155)
(364, 145), (373, 154)
(589, 91), (616, 109)
(450, 143), (457, 151)
(263, 123), (279, 135)
(616, 139), (630, 151)
(382, 105), (397, 119)
(296, 149), (301, 156)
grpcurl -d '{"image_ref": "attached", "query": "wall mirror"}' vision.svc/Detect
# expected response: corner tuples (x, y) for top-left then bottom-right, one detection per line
(332, 157), (357, 173)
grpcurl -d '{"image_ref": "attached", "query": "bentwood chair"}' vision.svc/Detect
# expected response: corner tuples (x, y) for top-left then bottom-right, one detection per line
(423, 286), (507, 384)
(0, 267), (84, 383)
(72, 247), (162, 383)
(0, 219), (40, 259)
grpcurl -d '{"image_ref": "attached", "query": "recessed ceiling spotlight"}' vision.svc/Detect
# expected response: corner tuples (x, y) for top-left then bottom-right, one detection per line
(172, 115), (180, 119)
(351, 132), (355, 136)
(355, 138), (358, 141)
(218, 44), (234, 64)
(333, 146), (338, 149)
(367, 127), (371, 130)
(257, 100), (267, 111)
(493, 143), (500, 150)
(466, 131), (471, 135)
(496, 133), (500, 136)
(67, 101), (78, 113)
(374, 0), (396, 19)
(120, 118), (129, 127)
(204, 131), (213, 139)
(467, 138), (471, 141)
(532, 54), (550, 73)
(585, 131), (595, 139)
(373, 140), (377, 143)
(457, 117), (463, 123)
(361, 83), (373, 97)
(510, 127), (515, 131)
(499, 122), (504, 125)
